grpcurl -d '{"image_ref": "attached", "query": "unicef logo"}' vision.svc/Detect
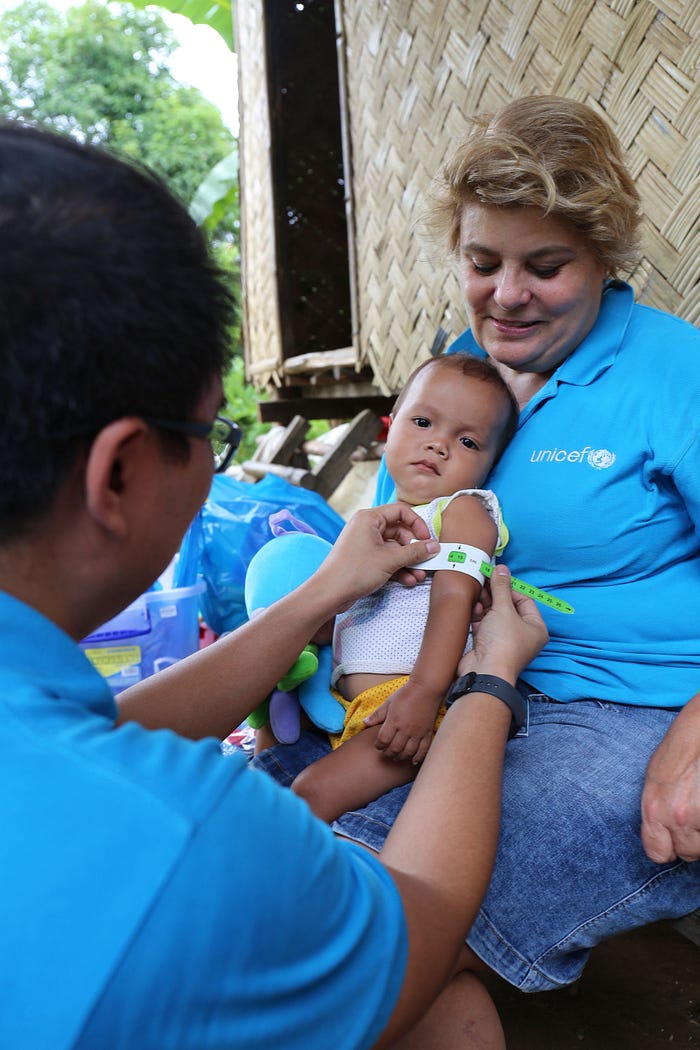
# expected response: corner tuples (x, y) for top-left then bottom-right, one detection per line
(529, 446), (617, 467)
(587, 448), (616, 470)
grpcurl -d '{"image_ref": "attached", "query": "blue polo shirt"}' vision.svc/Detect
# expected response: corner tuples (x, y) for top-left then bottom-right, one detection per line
(0, 591), (407, 1050)
(377, 282), (700, 706)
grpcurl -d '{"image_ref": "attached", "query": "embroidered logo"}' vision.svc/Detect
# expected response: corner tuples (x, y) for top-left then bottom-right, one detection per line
(529, 446), (616, 468)
(587, 448), (616, 469)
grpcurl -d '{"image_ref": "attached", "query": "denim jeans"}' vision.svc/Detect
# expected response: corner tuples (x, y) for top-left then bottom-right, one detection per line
(251, 695), (700, 990)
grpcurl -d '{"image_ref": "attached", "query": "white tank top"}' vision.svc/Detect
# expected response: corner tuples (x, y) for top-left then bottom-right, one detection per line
(331, 489), (506, 684)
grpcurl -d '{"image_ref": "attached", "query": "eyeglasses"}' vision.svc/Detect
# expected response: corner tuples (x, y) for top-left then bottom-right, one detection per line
(144, 415), (242, 473)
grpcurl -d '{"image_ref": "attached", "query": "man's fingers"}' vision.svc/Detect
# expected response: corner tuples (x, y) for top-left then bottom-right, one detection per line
(377, 502), (431, 542)
(389, 525), (426, 547)
(393, 537), (440, 567)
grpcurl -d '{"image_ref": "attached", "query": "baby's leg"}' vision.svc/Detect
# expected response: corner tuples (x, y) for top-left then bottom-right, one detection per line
(291, 726), (418, 823)
(253, 723), (278, 755)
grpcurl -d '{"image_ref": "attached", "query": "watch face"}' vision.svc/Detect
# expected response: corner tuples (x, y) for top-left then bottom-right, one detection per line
(446, 671), (476, 707)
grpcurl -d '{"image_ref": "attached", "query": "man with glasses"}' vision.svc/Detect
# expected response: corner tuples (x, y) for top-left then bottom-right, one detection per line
(0, 121), (546, 1050)
(143, 416), (242, 474)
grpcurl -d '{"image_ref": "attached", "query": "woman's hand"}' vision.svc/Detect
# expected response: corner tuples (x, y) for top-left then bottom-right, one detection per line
(641, 693), (700, 863)
(315, 503), (439, 612)
(461, 565), (549, 682)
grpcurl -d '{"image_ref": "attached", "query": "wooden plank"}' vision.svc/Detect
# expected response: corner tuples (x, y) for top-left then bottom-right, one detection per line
(243, 408), (381, 500)
(333, 0), (360, 370)
(258, 395), (394, 424)
(283, 347), (358, 375)
(670, 910), (700, 949)
(249, 415), (309, 465)
(311, 409), (382, 499)
(238, 461), (316, 489)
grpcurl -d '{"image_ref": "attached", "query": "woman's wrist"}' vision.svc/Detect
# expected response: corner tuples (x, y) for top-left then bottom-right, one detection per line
(471, 661), (521, 685)
(445, 672), (525, 737)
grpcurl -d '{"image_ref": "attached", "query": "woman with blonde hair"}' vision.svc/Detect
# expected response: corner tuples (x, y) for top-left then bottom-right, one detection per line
(255, 95), (700, 1047)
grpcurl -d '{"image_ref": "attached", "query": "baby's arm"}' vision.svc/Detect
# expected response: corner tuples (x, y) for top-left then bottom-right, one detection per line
(369, 495), (498, 764)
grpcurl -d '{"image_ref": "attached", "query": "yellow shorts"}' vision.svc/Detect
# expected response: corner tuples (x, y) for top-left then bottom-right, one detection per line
(329, 676), (446, 750)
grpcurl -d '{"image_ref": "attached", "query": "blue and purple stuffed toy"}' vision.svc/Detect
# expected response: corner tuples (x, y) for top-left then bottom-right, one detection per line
(243, 531), (346, 743)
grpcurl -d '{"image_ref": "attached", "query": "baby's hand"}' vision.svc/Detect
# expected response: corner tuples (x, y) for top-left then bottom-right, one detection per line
(365, 683), (440, 765)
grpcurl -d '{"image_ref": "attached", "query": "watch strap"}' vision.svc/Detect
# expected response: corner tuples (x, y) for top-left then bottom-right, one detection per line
(445, 672), (525, 738)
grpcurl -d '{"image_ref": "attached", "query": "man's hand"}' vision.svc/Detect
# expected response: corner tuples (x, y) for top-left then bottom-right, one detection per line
(641, 693), (700, 863)
(317, 503), (439, 612)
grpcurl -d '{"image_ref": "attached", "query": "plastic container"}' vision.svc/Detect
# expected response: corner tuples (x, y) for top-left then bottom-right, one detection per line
(80, 582), (205, 696)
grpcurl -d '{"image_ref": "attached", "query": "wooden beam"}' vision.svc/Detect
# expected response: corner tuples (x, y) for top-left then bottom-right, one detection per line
(258, 395), (394, 424)
(249, 415), (309, 465)
(670, 911), (700, 949)
(282, 347), (358, 374)
(310, 409), (382, 499)
(239, 461), (316, 489)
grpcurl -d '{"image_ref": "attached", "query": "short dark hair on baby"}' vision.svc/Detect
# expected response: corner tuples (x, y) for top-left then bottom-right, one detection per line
(392, 353), (519, 463)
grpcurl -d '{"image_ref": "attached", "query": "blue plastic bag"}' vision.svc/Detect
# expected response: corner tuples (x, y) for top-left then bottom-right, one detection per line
(177, 474), (345, 635)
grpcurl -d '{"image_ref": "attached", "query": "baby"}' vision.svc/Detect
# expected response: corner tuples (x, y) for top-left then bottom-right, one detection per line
(291, 353), (518, 821)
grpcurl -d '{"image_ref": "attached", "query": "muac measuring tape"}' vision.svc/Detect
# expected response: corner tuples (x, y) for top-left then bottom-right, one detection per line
(410, 543), (574, 614)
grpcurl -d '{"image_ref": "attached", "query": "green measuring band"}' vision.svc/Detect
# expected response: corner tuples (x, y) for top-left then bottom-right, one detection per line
(480, 562), (574, 614)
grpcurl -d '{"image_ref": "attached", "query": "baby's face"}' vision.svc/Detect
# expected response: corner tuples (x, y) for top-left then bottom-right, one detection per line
(385, 365), (510, 505)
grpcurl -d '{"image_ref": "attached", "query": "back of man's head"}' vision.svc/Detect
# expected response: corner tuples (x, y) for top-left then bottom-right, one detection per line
(0, 122), (233, 541)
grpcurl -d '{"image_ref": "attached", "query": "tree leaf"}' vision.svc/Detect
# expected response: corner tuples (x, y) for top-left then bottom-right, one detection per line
(129, 0), (234, 50)
(189, 146), (239, 226)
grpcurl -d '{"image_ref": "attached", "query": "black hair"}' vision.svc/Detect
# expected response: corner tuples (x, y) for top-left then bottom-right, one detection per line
(0, 121), (234, 540)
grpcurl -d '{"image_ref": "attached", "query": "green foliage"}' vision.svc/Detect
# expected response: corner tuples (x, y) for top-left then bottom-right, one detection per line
(129, 0), (233, 51)
(190, 146), (238, 227)
(111, 84), (234, 211)
(0, 0), (244, 332)
(189, 144), (240, 248)
(212, 238), (242, 359)
(0, 0), (258, 440)
(306, 419), (332, 442)
(0, 1), (170, 138)
(0, 0), (235, 212)
(221, 357), (269, 463)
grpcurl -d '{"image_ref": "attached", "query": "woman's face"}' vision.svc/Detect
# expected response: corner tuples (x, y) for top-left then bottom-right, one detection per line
(459, 204), (607, 379)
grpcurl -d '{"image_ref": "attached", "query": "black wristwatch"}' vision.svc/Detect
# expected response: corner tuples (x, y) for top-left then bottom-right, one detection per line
(444, 672), (526, 739)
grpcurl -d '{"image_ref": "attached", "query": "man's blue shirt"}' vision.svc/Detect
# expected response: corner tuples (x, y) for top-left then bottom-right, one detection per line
(0, 591), (407, 1049)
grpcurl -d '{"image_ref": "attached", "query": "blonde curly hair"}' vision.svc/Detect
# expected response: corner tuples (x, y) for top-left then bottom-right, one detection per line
(426, 95), (642, 277)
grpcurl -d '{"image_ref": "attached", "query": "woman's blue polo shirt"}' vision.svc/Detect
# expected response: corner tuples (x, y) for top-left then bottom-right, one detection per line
(376, 282), (700, 707)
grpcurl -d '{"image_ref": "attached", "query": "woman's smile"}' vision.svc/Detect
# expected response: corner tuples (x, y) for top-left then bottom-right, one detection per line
(460, 204), (606, 379)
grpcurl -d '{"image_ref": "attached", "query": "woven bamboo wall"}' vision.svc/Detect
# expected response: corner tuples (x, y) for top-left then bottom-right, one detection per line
(235, 0), (699, 398)
(234, 0), (284, 387)
(335, 0), (700, 394)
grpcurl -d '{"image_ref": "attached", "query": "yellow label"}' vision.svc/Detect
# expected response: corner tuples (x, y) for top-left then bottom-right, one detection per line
(83, 645), (142, 677)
